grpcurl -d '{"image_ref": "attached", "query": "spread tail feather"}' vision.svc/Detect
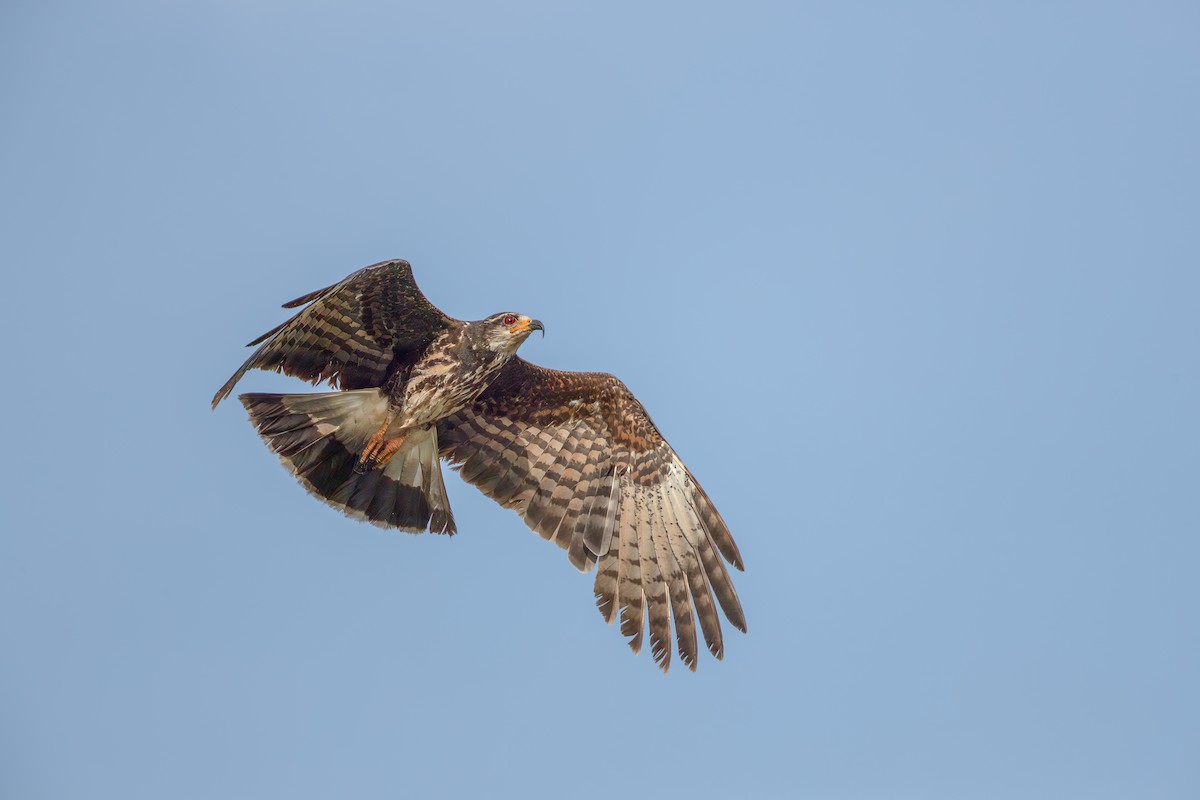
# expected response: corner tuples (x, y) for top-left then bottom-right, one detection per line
(240, 390), (456, 534)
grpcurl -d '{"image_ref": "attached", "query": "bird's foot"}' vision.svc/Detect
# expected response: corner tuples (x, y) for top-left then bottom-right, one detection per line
(356, 427), (406, 473)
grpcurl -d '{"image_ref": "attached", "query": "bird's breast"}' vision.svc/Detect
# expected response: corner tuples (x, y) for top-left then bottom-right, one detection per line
(395, 347), (505, 428)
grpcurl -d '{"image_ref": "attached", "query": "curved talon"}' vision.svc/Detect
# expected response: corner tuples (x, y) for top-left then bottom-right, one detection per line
(356, 427), (406, 473)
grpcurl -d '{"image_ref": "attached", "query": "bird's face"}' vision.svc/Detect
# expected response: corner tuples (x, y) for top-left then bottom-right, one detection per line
(481, 312), (544, 355)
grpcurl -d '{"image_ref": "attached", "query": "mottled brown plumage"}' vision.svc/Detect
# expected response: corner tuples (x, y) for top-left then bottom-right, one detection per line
(214, 258), (745, 671)
(212, 259), (454, 409)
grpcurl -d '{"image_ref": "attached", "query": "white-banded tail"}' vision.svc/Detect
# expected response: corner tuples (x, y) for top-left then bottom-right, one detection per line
(240, 390), (455, 534)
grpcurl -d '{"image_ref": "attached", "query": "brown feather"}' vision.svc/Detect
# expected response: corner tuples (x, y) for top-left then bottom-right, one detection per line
(686, 555), (724, 659)
(691, 476), (745, 571)
(436, 357), (745, 668)
(650, 484), (696, 670)
(594, 548), (620, 624)
(213, 259), (454, 409)
(696, 531), (747, 634)
(641, 490), (676, 672)
(616, 487), (645, 654)
(281, 282), (338, 309)
(240, 391), (455, 534)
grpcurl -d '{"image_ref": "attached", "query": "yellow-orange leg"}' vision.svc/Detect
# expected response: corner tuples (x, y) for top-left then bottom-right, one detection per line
(356, 425), (406, 473)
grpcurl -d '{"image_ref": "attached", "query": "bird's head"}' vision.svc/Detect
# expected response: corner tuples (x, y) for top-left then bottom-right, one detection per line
(478, 312), (544, 356)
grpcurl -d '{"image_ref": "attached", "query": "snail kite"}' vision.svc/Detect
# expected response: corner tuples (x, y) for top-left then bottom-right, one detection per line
(213, 259), (745, 671)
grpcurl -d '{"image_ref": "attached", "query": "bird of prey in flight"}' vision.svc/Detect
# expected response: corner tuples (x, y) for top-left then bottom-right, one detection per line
(213, 259), (745, 671)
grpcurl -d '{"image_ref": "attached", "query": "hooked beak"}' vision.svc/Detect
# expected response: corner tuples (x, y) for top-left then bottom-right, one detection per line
(513, 317), (545, 337)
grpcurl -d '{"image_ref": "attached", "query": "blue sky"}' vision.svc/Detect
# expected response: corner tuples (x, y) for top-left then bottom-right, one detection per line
(3, 2), (1198, 798)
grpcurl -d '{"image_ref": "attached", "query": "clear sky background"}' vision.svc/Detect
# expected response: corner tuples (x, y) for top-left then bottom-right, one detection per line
(2, 2), (1197, 798)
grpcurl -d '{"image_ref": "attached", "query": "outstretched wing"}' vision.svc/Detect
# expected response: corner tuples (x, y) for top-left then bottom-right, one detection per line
(212, 259), (456, 408)
(436, 358), (746, 672)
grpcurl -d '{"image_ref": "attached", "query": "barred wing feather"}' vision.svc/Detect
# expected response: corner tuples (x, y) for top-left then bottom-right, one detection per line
(212, 259), (455, 408)
(436, 358), (746, 672)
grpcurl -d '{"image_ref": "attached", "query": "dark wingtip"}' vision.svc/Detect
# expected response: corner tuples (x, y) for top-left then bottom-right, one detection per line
(211, 367), (249, 410)
(724, 598), (748, 634)
(280, 283), (335, 309)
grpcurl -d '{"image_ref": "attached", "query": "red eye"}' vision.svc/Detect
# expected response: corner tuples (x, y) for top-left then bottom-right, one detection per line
(503, 314), (517, 326)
